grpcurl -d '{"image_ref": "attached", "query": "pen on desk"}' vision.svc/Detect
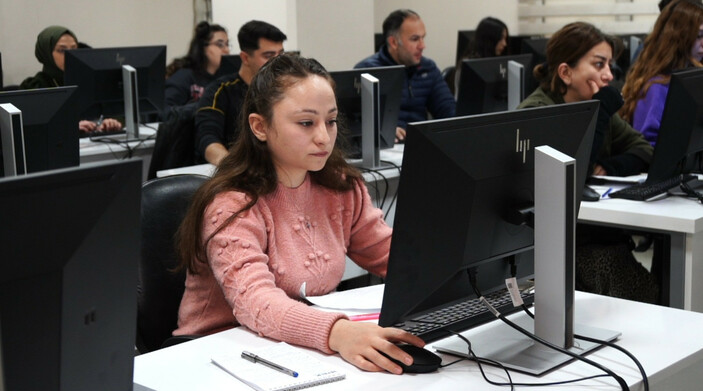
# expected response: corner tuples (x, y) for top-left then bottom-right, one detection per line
(241, 351), (299, 377)
(349, 312), (380, 321)
(95, 114), (104, 129)
(602, 187), (613, 198)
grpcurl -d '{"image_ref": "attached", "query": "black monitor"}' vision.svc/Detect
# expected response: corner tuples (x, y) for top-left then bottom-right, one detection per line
(455, 30), (476, 64)
(645, 67), (703, 184)
(64, 46), (166, 121)
(0, 159), (141, 390)
(0, 86), (79, 176)
(613, 34), (646, 81)
(521, 37), (548, 93)
(0, 51), (3, 89)
(330, 65), (404, 157)
(217, 54), (241, 77)
(379, 101), (598, 343)
(374, 33), (385, 53)
(456, 53), (533, 116)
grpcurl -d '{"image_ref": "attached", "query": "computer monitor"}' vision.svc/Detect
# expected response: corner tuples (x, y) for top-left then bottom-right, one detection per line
(613, 34), (646, 81)
(455, 30), (475, 64)
(374, 33), (385, 53)
(521, 37), (548, 93)
(217, 54), (241, 77)
(379, 101), (598, 344)
(456, 53), (533, 116)
(330, 65), (403, 157)
(64, 46), (165, 121)
(645, 67), (703, 184)
(0, 51), (3, 89)
(0, 159), (141, 390)
(0, 86), (79, 176)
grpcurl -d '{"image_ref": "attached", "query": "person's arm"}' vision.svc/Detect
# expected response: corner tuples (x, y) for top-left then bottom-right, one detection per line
(206, 192), (421, 373)
(195, 82), (229, 164)
(597, 114), (652, 176)
(204, 142), (229, 165)
(346, 179), (392, 276)
(631, 82), (668, 146)
(163, 70), (193, 117)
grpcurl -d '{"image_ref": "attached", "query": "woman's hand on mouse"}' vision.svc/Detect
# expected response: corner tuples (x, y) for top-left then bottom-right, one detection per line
(328, 319), (425, 374)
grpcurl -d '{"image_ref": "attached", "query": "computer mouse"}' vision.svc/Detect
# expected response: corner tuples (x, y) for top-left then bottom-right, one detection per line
(582, 185), (600, 202)
(381, 344), (442, 373)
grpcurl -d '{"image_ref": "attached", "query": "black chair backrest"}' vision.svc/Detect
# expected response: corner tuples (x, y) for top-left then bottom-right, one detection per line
(137, 174), (208, 353)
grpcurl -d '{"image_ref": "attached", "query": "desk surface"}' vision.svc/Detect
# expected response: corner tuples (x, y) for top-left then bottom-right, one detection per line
(133, 291), (703, 390)
(579, 185), (703, 234)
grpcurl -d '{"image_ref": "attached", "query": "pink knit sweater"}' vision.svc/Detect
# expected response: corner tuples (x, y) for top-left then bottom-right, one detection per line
(175, 175), (392, 353)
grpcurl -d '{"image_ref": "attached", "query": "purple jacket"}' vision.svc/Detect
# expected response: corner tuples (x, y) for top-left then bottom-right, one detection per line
(632, 80), (669, 146)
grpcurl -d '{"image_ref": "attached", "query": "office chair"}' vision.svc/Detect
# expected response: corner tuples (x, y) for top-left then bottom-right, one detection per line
(137, 174), (208, 354)
(147, 102), (198, 179)
(441, 66), (457, 96)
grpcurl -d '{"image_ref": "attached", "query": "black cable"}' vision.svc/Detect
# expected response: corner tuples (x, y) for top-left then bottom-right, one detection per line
(436, 326), (614, 389)
(520, 306), (649, 391)
(480, 298), (629, 390)
(379, 160), (401, 221)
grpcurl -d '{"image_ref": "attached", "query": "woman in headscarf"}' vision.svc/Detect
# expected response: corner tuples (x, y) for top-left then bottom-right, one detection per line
(20, 26), (121, 133)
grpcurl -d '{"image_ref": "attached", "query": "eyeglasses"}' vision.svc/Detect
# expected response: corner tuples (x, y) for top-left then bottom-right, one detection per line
(53, 47), (76, 54)
(208, 40), (232, 50)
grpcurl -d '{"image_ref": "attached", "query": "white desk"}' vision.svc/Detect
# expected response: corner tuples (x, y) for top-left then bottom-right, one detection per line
(156, 146), (405, 281)
(133, 291), (703, 390)
(579, 188), (703, 311)
(79, 125), (157, 181)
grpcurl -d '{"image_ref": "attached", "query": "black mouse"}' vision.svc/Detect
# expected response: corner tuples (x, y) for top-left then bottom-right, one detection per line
(381, 344), (442, 373)
(582, 185), (600, 202)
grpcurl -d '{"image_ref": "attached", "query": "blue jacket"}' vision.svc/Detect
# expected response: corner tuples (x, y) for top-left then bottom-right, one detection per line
(355, 46), (455, 129)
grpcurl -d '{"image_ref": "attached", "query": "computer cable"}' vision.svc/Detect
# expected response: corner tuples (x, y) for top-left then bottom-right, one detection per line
(411, 318), (613, 390)
(679, 181), (703, 204)
(467, 269), (629, 390)
(358, 167), (389, 210)
(479, 298), (629, 390)
(506, 257), (649, 391)
(379, 160), (401, 221)
(519, 306), (649, 391)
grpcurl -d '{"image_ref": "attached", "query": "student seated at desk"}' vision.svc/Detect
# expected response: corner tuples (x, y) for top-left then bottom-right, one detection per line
(194, 20), (286, 166)
(518, 22), (658, 304)
(19, 25), (122, 134)
(449, 16), (510, 96)
(163, 21), (230, 121)
(619, 0), (703, 146)
(175, 53), (424, 374)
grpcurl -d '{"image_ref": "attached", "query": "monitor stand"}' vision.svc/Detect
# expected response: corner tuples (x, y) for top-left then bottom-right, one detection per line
(122, 65), (147, 141)
(0, 103), (26, 176)
(355, 73), (392, 170)
(433, 146), (620, 376)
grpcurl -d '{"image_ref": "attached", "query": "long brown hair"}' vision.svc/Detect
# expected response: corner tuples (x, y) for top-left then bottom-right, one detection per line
(620, 0), (703, 122)
(177, 53), (362, 274)
(533, 22), (620, 95)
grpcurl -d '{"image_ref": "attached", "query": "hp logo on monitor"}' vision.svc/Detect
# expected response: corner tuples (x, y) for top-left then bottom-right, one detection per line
(516, 129), (530, 163)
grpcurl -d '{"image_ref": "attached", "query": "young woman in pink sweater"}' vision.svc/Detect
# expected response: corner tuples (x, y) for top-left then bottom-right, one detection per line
(174, 53), (424, 374)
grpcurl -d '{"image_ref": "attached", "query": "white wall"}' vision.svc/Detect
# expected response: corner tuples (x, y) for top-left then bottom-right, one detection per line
(0, 0), (193, 87)
(212, 0), (299, 53)
(296, 0), (374, 71)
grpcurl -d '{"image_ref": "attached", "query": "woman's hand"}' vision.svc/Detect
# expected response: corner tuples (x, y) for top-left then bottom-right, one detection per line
(328, 319), (426, 374)
(592, 164), (607, 176)
(79, 120), (97, 133)
(99, 118), (123, 132)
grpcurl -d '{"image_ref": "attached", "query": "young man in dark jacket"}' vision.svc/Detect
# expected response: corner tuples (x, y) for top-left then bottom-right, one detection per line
(194, 20), (286, 165)
(355, 9), (455, 142)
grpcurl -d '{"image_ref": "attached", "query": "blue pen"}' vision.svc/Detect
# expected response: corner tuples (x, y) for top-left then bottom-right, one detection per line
(602, 187), (613, 198)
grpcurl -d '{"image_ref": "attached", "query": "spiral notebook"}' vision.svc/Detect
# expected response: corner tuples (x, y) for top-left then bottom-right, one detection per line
(211, 342), (345, 391)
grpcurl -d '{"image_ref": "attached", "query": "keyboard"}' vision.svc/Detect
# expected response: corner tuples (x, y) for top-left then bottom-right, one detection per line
(391, 287), (534, 342)
(79, 129), (126, 139)
(609, 174), (697, 201)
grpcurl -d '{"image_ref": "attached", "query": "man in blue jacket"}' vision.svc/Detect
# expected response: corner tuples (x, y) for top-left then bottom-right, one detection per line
(355, 9), (455, 142)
